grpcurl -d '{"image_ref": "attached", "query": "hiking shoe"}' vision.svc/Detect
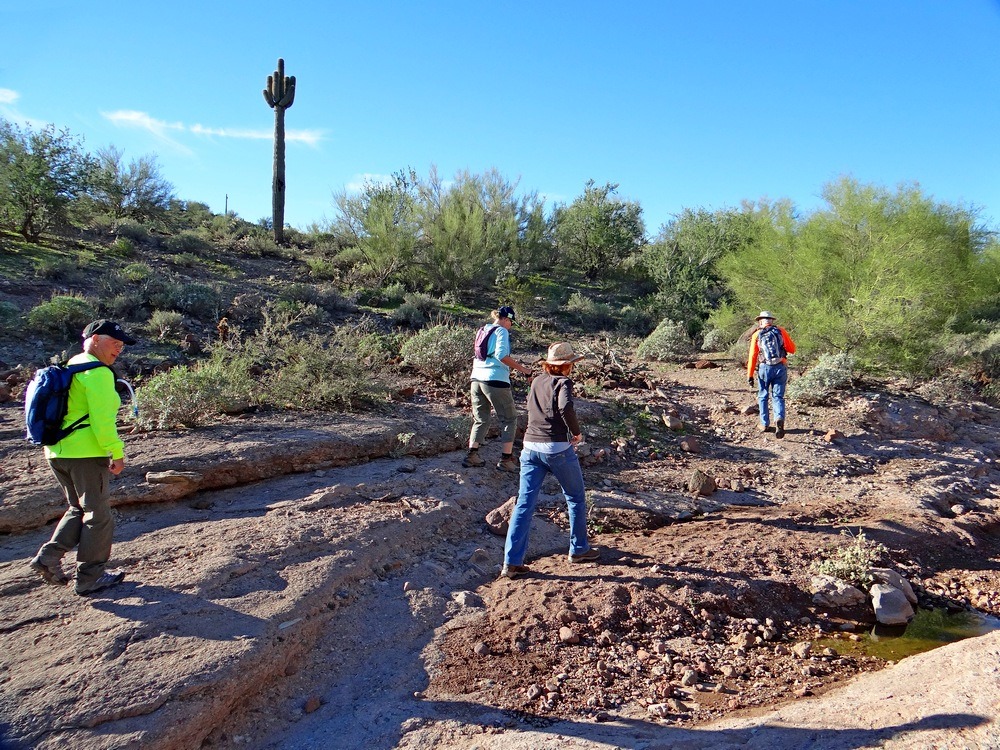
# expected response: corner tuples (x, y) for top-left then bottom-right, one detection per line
(462, 451), (486, 468)
(568, 548), (601, 564)
(75, 570), (125, 596)
(29, 556), (69, 586)
(758, 423), (773, 433)
(496, 456), (519, 473)
(775, 419), (785, 439)
(500, 564), (530, 579)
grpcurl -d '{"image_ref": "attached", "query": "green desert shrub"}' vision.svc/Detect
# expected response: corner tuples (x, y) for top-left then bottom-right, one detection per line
(400, 324), (469, 384)
(33, 257), (77, 281)
(788, 352), (856, 405)
(263, 331), (381, 410)
(566, 292), (616, 331)
(27, 294), (97, 338)
(636, 319), (695, 362)
(147, 310), (185, 338)
(135, 353), (256, 429)
(391, 292), (442, 328)
(114, 220), (152, 245)
(164, 229), (211, 255)
(165, 282), (222, 320)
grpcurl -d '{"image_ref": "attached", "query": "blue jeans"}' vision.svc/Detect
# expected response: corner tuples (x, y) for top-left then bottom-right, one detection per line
(503, 447), (590, 566)
(757, 363), (788, 426)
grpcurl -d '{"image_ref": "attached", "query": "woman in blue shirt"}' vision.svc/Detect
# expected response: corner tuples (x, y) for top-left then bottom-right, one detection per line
(463, 306), (533, 471)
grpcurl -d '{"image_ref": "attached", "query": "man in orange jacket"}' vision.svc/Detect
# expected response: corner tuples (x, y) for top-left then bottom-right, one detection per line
(746, 311), (796, 439)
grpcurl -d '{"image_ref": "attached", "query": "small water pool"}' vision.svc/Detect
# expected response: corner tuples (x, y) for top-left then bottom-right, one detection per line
(816, 607), (1000, 661)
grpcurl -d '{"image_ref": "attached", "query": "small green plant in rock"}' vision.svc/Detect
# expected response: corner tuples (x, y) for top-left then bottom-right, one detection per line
(391, 432), (416, 458)
(810, 529), (888, 589)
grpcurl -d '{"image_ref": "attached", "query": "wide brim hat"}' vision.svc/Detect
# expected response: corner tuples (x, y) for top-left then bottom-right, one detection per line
(543, 342), (585, 365)
(756, 310), (776, 321)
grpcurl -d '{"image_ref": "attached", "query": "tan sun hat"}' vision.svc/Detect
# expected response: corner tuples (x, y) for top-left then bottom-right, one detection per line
(756, 310), (776, 321)
(544, 342), (585, 365)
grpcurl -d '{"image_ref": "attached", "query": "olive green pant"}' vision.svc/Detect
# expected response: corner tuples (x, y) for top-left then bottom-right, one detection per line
(469, 380), (518, 446)
(36, 457), (114, 589)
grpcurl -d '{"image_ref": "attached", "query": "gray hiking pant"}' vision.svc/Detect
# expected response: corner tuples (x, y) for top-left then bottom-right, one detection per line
(469, 380), (518, 446)
(37, 457), (115, 589)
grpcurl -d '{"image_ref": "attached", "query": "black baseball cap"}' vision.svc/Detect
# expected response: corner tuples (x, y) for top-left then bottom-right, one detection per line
(83, 319), (137, 345)
(498, 305), (517, 323)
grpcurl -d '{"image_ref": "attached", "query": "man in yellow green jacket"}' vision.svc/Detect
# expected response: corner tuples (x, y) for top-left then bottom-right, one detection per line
(30, 320), (136, 595)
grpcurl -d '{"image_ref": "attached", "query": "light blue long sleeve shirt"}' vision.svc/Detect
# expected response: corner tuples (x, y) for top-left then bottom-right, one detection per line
(470, 324), (512, 383)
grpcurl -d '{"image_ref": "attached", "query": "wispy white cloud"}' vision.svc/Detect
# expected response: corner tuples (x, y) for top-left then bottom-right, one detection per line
(0, 88), (19, 104)
(103, 109), (324, 148)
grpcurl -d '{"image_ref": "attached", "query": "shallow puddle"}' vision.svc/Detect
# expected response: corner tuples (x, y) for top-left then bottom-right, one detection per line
(817, 607), (1000, 661)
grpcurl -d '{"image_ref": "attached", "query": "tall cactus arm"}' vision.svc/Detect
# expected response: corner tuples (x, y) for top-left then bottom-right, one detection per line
(263, 85), (275, 108)
(277, 77), (296, 108)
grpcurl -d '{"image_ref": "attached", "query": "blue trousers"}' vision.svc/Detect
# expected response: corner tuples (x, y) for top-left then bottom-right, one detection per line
(504, 446), (591, 566)
(757, 363), (788, 426)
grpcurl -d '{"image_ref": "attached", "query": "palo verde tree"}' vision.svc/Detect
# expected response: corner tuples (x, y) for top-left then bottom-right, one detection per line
(552, 180), (645, 280)
(333, 169), (420, 288)
(716, 177), (994, 374)
(262, 58), (296, 245)
(0, 119), (95, 242)
(642, 206), (768, 337)
(89, 146), (174, 223)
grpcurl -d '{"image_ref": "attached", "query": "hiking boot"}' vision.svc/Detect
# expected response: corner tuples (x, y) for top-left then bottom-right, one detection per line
(758, 423), (773, 433)
(75, 570), (125, 596)
(496, 456), (519, 473)
(462, 451), (486, 468)
(568, 548), (601, 564)
(775, 419), (785, 439)
(29, 556), (69, 586)
(500, 564), (530, 579)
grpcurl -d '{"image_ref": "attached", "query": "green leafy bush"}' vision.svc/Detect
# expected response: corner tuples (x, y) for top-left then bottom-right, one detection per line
(114, 220), (152, 245)
(120, 262), (153, 283)
(788, 352), (856, 405)
(148, 310), (185, 338)
(810, 529), (888, 589)
(165, 282), (222, 320)
(566, 292), (616, 331)
(636, 319), (695, 361)
(33, 257), (76, 281)
(392, 292), (442, 328)
(135, 353), (256, 429)
(164, 229), (211, 255)
(27, 294), (96, 338)
(264, 331), (381, 410)
(400, 324), (470, 384)
(305, 256), (338, 280)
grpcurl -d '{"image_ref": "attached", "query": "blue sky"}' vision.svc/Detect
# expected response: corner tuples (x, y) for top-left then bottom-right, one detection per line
(2, 1), (999, 235)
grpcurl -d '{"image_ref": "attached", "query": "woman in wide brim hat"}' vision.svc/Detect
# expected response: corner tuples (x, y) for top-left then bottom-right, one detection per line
(501, 342), (600, 578)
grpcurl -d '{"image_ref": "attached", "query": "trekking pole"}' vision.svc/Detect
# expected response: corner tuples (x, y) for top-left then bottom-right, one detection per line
(117, 378), (139, 419)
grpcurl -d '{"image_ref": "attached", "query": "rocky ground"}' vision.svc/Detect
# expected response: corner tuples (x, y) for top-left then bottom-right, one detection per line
(1, 357), (999, 749)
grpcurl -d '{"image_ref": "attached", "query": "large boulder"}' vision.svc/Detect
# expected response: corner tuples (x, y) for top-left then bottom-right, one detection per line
(871, 583), (916, 625)
(810, 574), (866, 608)
(870, 568), (918, 604)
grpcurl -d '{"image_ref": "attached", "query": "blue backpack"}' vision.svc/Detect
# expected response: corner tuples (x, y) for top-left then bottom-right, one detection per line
(757, 325), (786, 365)
(473, 324), (499, 361)
(24, 361), (109, 446)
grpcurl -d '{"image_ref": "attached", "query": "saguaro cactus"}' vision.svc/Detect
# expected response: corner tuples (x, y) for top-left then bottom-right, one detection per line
(263, 58), (296, 244)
